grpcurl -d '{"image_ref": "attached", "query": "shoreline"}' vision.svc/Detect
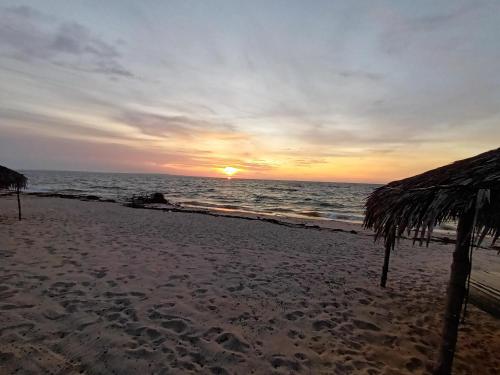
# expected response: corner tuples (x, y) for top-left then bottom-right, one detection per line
(23, 191), (367, 232)
(22, 191), (459, 245)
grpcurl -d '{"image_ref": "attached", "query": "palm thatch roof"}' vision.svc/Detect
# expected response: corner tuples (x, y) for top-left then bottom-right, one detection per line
(364, 147), (500, 248)
(363, 148), (500, 374)
(0, 165), (27, 191)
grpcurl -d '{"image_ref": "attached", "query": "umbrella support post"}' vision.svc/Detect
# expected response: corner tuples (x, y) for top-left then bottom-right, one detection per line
(434, 208), (475, 375)
(380, 242), (391, 288)
(17, 187), (21, 221)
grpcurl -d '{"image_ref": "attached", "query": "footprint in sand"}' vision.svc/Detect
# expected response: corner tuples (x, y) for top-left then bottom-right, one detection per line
(215, 332), (249, 353)
(405, 357), (423, 372)
(202, 327), (223, 341)
(103, 291), (128, 298)
(168, 274), (190, 282)
(148, 307), (192, 335)
(49, 281), (76, 293)
(270, 355), (302, 372)
(285, 310), (304, 321)
(191, 288), (208, 296)
(0, 285), (18, 299)
(129, 291), (146, 298)
(42, 309), (68, 321)
(155, 302), (176, 310)
(126, 346), (156, 359)
(287, 329), (305, 340)
(0, 323), (35, 337)
(60, 299), (90, 313)
(91, 267), (108, 279)
(124, 324), (162, 341)
(106, 280), (118, 287)
(26, 275), (49, 282)
(294, 352), (308, 361)
(0, 351), (14, 361)
(161, 319), (188, 334)
(0, 303), (35, 310)
(227, 283), (245, 292)
(209, 366), (230, 375)
(76, 319), (101, 331)
(312, 319), (336, 331)
(352, 319), (380, 331)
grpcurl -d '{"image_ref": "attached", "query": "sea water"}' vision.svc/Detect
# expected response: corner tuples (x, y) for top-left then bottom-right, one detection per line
(23, 170), (380, 223)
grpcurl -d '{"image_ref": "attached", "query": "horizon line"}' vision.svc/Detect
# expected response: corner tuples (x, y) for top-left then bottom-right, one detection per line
(19, 167), (386, 186)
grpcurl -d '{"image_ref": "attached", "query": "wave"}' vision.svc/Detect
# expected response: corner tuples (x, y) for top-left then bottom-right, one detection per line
(58, 188), (87, 193)
(267, 187), (299, 192)
(328, 212), (364, 223)
(290, 199), (347, 209)
(318, 202), (345, 209)
(253, 194), (277, 202)
(268, 207), (295, 213)
(301, 211), (324, 218)
(89, 185), (123, 190)
(180, 200), (243, 211)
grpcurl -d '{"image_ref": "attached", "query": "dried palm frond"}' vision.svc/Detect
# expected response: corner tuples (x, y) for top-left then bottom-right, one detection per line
(0, 165), (27, 191)
(364, 148), (500, 248)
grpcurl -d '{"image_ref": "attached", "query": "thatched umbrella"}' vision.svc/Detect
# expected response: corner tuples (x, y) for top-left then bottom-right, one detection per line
(364, 148), (500, 375)
(0, 165), (28, 220)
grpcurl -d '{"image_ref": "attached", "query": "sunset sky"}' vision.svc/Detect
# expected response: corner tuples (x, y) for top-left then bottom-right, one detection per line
(1, 1), (499, 183)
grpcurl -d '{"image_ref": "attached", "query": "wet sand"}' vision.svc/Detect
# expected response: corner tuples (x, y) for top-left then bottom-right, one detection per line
(0, 196), (498, 374)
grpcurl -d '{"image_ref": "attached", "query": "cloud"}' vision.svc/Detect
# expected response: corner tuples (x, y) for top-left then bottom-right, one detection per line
(0, 126), (207, 172)
(1, 2), (499, 180)
(379, 2), (485, 54)
(0, 107), (141, 146)
(116, 110), (244, 140)
(336, 70), (383, 82)
(406, 3), (478, 31)
(0, 5), (133, 78)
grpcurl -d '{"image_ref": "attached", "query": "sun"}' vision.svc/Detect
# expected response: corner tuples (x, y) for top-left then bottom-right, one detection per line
(222, 166), (239, 177)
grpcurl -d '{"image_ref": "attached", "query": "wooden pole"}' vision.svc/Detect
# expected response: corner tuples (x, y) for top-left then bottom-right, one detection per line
(380, 242), (391, 287)
(17, 187), (21, 221)
(433, 206), (475, 375)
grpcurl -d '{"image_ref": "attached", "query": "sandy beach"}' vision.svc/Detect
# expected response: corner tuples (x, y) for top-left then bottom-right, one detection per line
(0, 195), (499, 374)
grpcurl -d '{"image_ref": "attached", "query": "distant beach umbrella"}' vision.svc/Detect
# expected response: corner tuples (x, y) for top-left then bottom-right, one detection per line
(0, 165), (28, 220)
(364, 148), (500, 375)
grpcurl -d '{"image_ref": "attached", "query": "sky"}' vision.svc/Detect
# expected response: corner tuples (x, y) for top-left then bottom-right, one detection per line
(0, 0), (499, 183)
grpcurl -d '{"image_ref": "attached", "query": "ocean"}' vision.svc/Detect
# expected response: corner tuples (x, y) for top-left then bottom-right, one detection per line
(23, 170), (380, 223)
